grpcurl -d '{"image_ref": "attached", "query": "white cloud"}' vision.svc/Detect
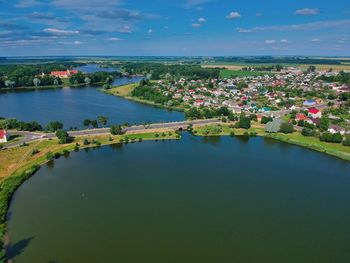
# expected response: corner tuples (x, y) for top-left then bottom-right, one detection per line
(108, 37), (121, 41)
(280, 39), (288, 43)
(192, 23), (202, 28)
(311, 38), (321, 42)
(198, 17), (206, 23)
(226, 11), (241, 19)
(265, 40), (276, 44)
(295, 8), (319, 15)
(147, 29), (153, 34)
(237, 28), (251, 33)
(43, 28), (79, 35)
(243, 19), (350, 32)
(119, 25), (132, 33)
(73, 40), (82, 45)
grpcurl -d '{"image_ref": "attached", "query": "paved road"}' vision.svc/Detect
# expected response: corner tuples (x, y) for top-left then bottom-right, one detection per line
(2, 119), (221, 149)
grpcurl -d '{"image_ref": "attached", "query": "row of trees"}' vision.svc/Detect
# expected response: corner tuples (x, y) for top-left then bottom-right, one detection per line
(83, 116), (108, 128)
(69, 71), (122, 85)
(122, 62), (220, 80)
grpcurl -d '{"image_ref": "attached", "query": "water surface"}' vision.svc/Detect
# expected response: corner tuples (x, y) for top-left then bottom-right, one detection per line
(0, 77), (183, 128)
(7, 135), (350, 263)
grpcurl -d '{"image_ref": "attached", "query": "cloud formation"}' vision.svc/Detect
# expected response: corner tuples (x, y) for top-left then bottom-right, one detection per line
(295, 8), (319, 15)
(226, 12), (241, 19)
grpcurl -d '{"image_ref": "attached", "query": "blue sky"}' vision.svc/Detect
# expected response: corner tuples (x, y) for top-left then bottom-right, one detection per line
(0, 0), (349, 56)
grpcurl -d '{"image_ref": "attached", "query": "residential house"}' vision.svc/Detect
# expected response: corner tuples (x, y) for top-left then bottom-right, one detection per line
(308, 108), (322, 119)
(0, 129), (7, 143)
(328, 125), (346, 135)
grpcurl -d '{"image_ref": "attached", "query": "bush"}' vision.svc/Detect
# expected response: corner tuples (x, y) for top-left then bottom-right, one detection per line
(83, 139), (90, 145)
(46, 152), (54, 161)
(279, 122), (294, 134)
(301, 127), (315, 137)
(31, 149), (39, 156)
(343, 137), (350, 146)
(239, 116), (251, 129)
(320, 132), (343, 143)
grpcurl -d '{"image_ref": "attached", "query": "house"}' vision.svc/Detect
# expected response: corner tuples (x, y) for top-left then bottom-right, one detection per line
(295, 113), (308, 122)
(0, 129), (7, 143)
(308, 108), (322, 119)
(303, 99), (316, 107)
(328, 125), (346, 135)
(50, 69), (78, 79)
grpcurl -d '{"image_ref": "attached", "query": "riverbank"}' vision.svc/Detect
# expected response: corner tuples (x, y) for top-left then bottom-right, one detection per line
(0, 129), (180, 261)
(102, 83), (185, 112)
(192, 123), (350, 162)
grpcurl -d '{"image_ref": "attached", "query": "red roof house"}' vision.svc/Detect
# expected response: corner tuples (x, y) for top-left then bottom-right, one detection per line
(308, 108), (322, 118)
(295, 113), (308, 121)
(0, 129), (7, 143)
(50, 69), (78, 79)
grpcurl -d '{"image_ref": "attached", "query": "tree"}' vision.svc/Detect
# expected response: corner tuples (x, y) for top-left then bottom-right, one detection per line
(84, 77), (91, 85)
(307, 65), (316, 73)
(56, 130), (72, 144)
(110, 124), (123, 135)
(261, 116), (273, 124)
(239, 116), (251, 129)
(319, 117), (329, 132)
(97, 116), (108, 126)
(33, 78), (41, 87)
(91, 120), (98, 128)
(46, 121), (63, 132)
(279, 122), (294, 134)
(83, 119), (91, 128)
(265, 119), (283, 133)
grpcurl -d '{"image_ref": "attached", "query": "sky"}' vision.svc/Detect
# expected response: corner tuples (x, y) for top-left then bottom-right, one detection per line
(0, 0), (349, 56)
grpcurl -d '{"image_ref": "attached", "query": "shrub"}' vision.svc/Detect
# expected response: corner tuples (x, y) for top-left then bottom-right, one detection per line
(83, 139), (90, 145)
(320, 132), (343, 143)
(301, 127), (315, 137)
(343, 137), (350, 146)
(239, 117), (251, 129)
(46, 152), (54, 160)
(31, 149), (39, 156)
(279, 122), (294, 134)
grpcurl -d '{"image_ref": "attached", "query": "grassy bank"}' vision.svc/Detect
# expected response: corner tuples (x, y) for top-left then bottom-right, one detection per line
(192, 123), (350, 162)
(0, 130), (180, 261)
(102, 83), (185, 112)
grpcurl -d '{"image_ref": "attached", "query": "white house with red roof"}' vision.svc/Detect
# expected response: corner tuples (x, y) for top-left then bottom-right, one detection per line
(0, 129), (7, 143)
(50, 69), (78, 79)
(308, 108), (322, 119)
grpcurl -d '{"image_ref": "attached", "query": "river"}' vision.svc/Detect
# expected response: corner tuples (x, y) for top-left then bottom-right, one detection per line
(0, 65), (184, 128)
(6, 134), (350, 263)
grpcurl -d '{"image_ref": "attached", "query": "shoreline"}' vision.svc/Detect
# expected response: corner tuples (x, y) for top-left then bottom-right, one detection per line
(192, 123), (350, 162)
(101, 83), (185, 113)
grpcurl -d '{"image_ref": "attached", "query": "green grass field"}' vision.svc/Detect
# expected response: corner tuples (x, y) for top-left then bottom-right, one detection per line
(219, 69), (272, 78)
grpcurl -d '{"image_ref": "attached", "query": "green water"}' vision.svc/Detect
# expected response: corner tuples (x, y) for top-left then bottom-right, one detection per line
(6, 135), (350, 263)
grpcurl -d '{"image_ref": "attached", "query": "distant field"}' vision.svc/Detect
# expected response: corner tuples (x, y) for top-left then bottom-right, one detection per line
(204, 62), (350, 72)
(219, 69), (272, 78)
(300, 64), (350, 71)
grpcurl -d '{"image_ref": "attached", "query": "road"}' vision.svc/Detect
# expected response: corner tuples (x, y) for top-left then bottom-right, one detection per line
(3, 119), (221, 149)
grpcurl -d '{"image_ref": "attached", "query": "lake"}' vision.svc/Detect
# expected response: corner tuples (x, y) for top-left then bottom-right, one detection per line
(0, 77), (184, 128)
(6, 134), (350, 263)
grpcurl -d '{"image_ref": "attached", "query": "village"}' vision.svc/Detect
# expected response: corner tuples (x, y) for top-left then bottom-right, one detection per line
(136, 67), (350, 135)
